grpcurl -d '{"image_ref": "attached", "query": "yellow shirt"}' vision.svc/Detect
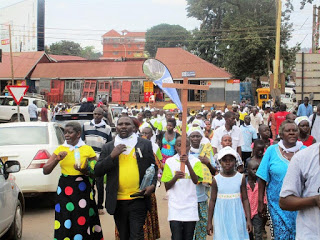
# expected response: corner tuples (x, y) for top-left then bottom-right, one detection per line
(239, 111), (248, 121)
(117, 148), (140, 200)
(54, 145), (96, 175)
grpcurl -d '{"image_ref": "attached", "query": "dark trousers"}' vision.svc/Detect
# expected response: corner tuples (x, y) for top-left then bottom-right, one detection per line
(169, 221), (196, 240)
(242, 151), (252, 169)
(30, 117), (38, 121)
(96, 176), (104, 209)
(249, 214), (264, 240)
(114, 198), (147, 240)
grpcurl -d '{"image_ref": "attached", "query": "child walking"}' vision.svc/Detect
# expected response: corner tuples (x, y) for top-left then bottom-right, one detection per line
(207, 146), (252, 240)
(247, 160), (267, 240)
(161, 136), (203, 240)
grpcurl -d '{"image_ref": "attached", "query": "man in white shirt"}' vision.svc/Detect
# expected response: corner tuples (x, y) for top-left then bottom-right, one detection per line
(211, 111), (244, 156)
(28, 100), (38, 121)
(211, 111), (225, 130)
(280, 143), (320, 240)
(249, 107), (263, 134)
(309, 103), (320, 142)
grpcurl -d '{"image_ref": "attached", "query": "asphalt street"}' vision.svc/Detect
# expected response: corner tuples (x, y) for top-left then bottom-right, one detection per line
(22, 184), (174, 240)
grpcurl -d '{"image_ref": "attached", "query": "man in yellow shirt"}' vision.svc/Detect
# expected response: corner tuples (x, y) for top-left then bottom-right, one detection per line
(95, 117), (157, 240)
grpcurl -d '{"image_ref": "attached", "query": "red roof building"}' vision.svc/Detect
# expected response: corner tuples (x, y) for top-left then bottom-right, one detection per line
(49, 55), (87, 62)
(31, 60), (145, 79)
(0, 51), (51, 93)
(156, 48), (231, 79)
(102, 29), (146, 59)
(156, 48), (235, 103)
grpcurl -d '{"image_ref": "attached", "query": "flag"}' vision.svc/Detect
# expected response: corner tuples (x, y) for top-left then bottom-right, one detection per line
(153, 66), (183, 111)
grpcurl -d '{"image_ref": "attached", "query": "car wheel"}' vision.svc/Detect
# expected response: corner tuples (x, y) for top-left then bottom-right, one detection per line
(10, 115), (25, 122)
(6, 200), (23, 240)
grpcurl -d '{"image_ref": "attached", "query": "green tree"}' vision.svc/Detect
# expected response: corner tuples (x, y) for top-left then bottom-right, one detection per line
(46, 41), (102, 60)
(47, 40), (82, 56)
(145, 24), (191, 57)
(80, 46), (102, 60)
(186, 0), (299, 80)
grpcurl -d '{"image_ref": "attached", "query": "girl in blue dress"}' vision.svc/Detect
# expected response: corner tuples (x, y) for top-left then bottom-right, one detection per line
(207, 146), (252, 240)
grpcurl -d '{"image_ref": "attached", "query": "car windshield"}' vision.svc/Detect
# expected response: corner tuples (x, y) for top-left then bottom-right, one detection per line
(111, 107), (123, 116)
(0, 126), (49, 146)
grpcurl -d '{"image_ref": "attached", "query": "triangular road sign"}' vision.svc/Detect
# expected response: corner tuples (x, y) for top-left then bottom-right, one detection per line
(7, 85), (29, 105)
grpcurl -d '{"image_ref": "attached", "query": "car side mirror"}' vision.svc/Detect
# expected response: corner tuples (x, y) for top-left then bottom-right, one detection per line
(5, 160), (21, 174)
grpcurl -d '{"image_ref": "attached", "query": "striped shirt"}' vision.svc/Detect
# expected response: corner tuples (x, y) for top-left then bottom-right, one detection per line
(82, 120), (112, 155)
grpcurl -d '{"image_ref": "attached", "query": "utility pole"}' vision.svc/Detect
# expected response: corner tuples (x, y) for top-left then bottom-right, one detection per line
(312, 5), (317, 53)
(274, 0), (281, 90)
(316, 7), (320, 51)
(9, 25), (14, 85)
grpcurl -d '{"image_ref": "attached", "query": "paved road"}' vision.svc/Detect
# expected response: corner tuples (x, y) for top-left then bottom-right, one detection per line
(22, 185), (270, 240)
(22, 184), (173, 240)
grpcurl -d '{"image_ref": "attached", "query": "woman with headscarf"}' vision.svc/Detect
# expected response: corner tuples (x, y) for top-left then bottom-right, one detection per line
(257, 120), (306, 240)
(43, 122), (103, 240)
(295, 116), (317, 147)
(188, 127), (216, 240)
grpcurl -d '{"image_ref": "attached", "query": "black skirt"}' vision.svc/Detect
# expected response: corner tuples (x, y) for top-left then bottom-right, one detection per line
(54, 174), (104, 240)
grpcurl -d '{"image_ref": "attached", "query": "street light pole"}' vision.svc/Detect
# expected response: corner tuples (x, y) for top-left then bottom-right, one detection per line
(274, 0), (281, 90)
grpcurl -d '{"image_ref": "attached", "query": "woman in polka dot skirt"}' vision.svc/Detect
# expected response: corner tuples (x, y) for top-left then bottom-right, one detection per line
(43, 122), (104, 240)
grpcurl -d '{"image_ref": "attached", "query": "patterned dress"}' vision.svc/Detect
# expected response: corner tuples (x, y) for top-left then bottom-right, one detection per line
(161, 133), (178, 164)
(256, 144), (305, 240)
(53, 145), (103, 240)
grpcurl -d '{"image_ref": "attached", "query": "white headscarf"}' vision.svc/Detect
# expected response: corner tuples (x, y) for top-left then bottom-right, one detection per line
(187, 126), (204, 137)
(295, 116), (311, 127)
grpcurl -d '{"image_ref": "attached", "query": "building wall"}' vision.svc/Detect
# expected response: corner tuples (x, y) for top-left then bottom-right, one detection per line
(102, 37), (145, 58)
(225, 81), (240, 104)
(207, 80), (225, 102)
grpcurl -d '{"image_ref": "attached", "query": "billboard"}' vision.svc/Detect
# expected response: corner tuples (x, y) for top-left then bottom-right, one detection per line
(0, 0), (45, 52)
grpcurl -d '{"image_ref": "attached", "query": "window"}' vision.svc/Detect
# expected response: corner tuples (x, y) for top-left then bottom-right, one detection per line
(20, 99), (28, 106)
(99, 83), (104, 90)
(35, 100), (45, 108)
(113, 44), (119, 48)
(0, 126), (49, 146)
(113, 51), (119, 55)
(128, 51), (132, 55)
(260, 94), (268, 100)
(55, 126), (65, 145)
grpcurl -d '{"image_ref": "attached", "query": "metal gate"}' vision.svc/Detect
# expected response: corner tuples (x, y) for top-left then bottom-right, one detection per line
(121, 81), (131, 102)
(82, 80), (96, 100)
(112, 81), (121, 102)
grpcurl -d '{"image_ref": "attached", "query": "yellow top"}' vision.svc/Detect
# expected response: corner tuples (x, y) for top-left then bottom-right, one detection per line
(239, 111), (248, 121)
(117, 148), (140, 200)
(54, 145), (96, 175)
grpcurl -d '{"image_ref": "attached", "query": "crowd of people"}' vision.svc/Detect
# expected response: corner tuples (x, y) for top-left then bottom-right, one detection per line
(41, 97), (320, 240)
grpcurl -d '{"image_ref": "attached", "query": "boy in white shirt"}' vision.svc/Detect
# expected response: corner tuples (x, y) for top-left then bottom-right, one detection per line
(161, 136), (203, 240)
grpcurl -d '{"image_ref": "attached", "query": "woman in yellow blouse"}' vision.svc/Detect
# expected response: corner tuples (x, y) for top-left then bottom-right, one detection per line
(43, 122), (103, 240)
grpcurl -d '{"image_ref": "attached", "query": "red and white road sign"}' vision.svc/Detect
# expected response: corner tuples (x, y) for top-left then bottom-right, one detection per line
(7, 85), (29, 105)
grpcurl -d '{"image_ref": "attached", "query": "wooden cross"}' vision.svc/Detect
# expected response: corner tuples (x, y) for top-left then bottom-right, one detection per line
(163, 77), (209, 171)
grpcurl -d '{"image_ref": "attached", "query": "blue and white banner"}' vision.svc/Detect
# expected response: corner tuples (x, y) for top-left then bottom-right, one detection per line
(154, 67), (183, 111)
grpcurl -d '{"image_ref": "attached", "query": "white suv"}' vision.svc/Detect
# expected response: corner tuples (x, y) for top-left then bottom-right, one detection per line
(0, 96), (47, 122)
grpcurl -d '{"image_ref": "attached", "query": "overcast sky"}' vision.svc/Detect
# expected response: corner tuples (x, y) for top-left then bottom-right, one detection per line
(0, 0), (319, 52)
